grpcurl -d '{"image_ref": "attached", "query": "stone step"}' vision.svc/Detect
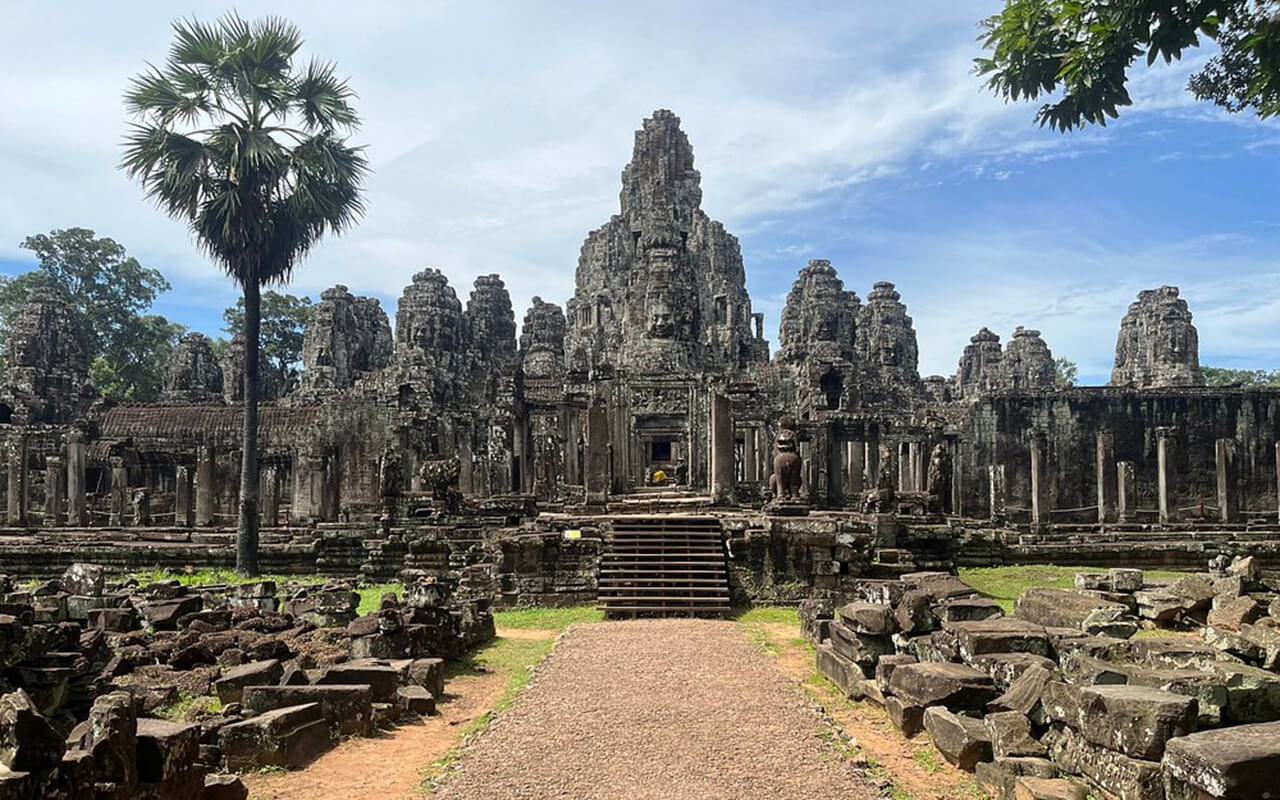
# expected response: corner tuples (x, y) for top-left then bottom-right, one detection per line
(219, 702), (332, 771)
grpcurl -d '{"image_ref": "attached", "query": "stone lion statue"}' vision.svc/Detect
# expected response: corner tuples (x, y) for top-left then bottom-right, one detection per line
(768, 427), (803, 501)
(418, 456), (462, 507)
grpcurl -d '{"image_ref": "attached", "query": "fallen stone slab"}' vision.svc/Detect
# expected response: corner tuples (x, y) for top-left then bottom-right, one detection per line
(242, 685), (373, 736)
(396, 685), (436, 716)
(1206, 661), (1280, 724)
(1073, 685), (1196, 761)
(894, 589), (936, 635)
(1126, 636), (1232, 671)
(141, 596), (203, 630)
(852, 578), (906, 607)
(1162, 720), (1280, 800)
(135, 717), (203, 798)
(1048, 723), (1163, 800)
(975, 756), (1057, 800)
(1238, 621), (1280, 669)
(1015, 588), (1135, 638)
(1014, 776), (1086, 800)
(837, 602), (896, 636)
(406, 657), (446, 698)
(61, 563), (105, 597)
(902, 572), (977, 601)
(219, 702), (331, 771)
(203, 773), (250, 800)
(1109, 569), (1144, 593)
(874, 654), (917, 694)
(923, 706), (992, 770)
(936, 597), (1004, 624)
(1206, 596), (1261, 631)
(828, 621), (892, 669)
(889, 662), (998, 713)
(0, 689), (64, 772)
(885, 695), (924, 737)
(985, 711), (1046, 758)
(815, 643), (863, 699)
(987, 663), (1055, 721)
(213, 659), (283, 705)
(314, 660), (401, 703)
(945, 618), (1051, 660)
(798, 598), (834, 644)
(1056, 653), (1129, 687)
(973, 653), (1058, 692)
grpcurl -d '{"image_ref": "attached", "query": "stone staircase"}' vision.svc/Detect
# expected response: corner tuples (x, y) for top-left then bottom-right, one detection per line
(597, 516), (731, 617)
(606, 486), (715, 515)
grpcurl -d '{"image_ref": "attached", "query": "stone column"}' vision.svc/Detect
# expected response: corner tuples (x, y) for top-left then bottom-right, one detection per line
(1030, 433), (1050, 528)
(950, 440), (963, 517)
(845, 438), (865, 499)
(585, 395), (610, 507)
(1117, 461), (1136, 523)
(743, 426), (759, 483)
(261, 465), (279, 527)
(898, 442), (910, 492)
(195, 445), (216, 527)
(709, 392), (734, 505)
(1156, 427), (1176, 524)
(988, 464), (1006, 522)
(66, 431), (86, 527)
(864, 436), (879, 488)
(43, 455), (64, 526)
(6, 436), (27, 526)
(174, 465), (193, 527)
(1215, 438), (1239, 523)
(1095, 430), (1116, 524)
(130, 488), (151, 527)
(109, 457), (128, 527)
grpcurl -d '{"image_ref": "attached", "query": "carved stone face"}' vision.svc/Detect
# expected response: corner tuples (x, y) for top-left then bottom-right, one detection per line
(648, 295), (675, 338)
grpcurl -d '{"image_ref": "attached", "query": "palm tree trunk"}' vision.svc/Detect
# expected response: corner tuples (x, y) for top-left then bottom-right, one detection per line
(236, 277), (261, 576)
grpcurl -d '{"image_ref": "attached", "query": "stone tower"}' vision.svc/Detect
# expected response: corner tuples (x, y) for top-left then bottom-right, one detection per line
(3, 287), (93, 422)
(300, 285), (393, 395)
(1001, 327), (1055, 390)
(162, 332), (224, 403)
(955, 327), (1003, 399)
(563, 110), (766, 376)
(1110, 286), (1204, 388)
(855, 281), (920, 398)
(776, 259), (861, 365)
(520, 297), (567, 379)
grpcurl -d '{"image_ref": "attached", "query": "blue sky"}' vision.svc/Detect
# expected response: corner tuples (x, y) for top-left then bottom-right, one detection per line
(1, 1), (1276, 384)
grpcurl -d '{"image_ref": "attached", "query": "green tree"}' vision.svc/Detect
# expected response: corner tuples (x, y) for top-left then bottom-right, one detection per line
(0, 227), (179, 401)
(122, 13), (368, 575)
(975, 0), (1280, 130)
(1201, 365), (1280, 385)
(222, 291), (313, 398)
(1054, 356), (1079, 388)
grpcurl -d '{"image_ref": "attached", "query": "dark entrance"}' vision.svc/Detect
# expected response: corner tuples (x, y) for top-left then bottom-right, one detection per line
(650, 440), (672, 462)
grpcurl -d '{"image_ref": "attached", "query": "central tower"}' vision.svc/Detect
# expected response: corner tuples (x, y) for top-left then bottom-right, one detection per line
(565, 110), (767, 377)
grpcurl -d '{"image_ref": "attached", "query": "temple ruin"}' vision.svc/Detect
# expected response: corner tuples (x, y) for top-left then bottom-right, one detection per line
(0, 109), (1277, 596)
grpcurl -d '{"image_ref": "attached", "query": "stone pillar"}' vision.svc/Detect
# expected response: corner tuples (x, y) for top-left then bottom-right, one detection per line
(1117, 461), (1136, 523)
(1156, 427), (1176, 524)
(950, 440), (963, 517)
(66, 431), (86, 527)
(195, 445), (216, 527)
(864, 436), (880, 488)
(1215, 438), (1239, 523)
(261, 465), (280, 527)
(845, 438), (865, 499)
(988, 464), (1006, 522)
(898, 442), (910, 492)
(908, 441), (922, 491)
(1095, 430), (1116, 524)
(130, 488), (151, 527)
(6, 436), (27, 526)
(174, 465), (193, 527)
(585, 395), (610, 507)
(43, 456), (64, 526)
(709, 392), (734, 505)
(1030, 433), (1050, 528)
(109, 457), (128, 527)
(743, 427), (759, 483)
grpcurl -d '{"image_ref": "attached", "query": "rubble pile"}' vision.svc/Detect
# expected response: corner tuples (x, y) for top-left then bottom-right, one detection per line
(0, 564), (494, 798)
(807, 560), (1280, 800)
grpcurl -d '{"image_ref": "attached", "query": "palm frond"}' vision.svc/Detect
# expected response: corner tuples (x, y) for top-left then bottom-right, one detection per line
(292, 59), (360, 131)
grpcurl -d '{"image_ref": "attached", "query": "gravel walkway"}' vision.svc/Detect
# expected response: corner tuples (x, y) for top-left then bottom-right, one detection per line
(434, 619), (876, 800)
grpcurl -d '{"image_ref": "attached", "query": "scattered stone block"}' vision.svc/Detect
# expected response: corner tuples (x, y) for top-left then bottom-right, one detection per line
(314, 660), (400, 703)
(407, 657), (445, 698)
(0, 689), (65, 771)
(203, 773), (249, 800)
(975, 756), (1057, 800)
(852, 578), (906, 607)
(815, 643), (863, 699)
(797, 598), (834, 644)
(894, 590), (936, 635)
(828, 621), (892, 669)
(1207, 661), (1280, 724)
(1108, 569), (1144, 593)
(219, 702), (331, 771)
(1074, 685), (1196, 761)
(973, 653), (1058, 692)
(1014, 777), (1086, 800)
(988, 663), (1055, 721)
(1227, 555), (1259, 582)
(135, 717), (202, 798)
(923, 706), (991, 770)
(214, 659), (283, 705)
(889, 662), (998, 713)
(856, 678), (884, 707)
(945, 618), (1051, 660)
(1162, 720), (1280, 800)
(142, 597), (203, 631)
(1015, 588), (1136, 638)
(936, 597), (1004, 623)
(395, 685), (436, 716)
(838, 602), (896, 636)
(61, 563), (105, 597)
(885, 695), (924, 737)
(1207, 596), (1261, 631)
(1049, 724), (1163, 800)
(242, 685), (373, 737)
(874, 654), (917, 694)
(985, 711), (1046, 758)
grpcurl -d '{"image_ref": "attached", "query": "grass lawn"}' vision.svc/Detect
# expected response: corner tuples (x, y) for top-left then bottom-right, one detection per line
(958, 564), (1189, 612)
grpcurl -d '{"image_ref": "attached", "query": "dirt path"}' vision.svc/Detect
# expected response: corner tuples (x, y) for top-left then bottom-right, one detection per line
(242, 628), (557, 800)
(755, 622), (981, 800)
(433, 618), (877, 800)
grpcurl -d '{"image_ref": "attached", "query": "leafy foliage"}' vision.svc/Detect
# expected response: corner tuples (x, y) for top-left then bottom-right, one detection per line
(0, 228), (180, 401)
(1054, 356), (1078, 388)
(222, 291), (313, 397)
(976, 0), (1280, 130)
(121, 12), (367, 575)
(1201, 365), (1280, 386)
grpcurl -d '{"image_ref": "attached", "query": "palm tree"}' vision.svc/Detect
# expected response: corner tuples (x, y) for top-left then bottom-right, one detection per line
(122, 14), (368, 575)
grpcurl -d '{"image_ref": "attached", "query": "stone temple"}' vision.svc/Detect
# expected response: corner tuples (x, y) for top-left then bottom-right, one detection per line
(0, 109), (1278, 602)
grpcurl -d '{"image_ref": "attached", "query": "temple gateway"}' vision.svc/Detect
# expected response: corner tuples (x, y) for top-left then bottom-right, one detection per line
(2, 110), (1279, 611)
